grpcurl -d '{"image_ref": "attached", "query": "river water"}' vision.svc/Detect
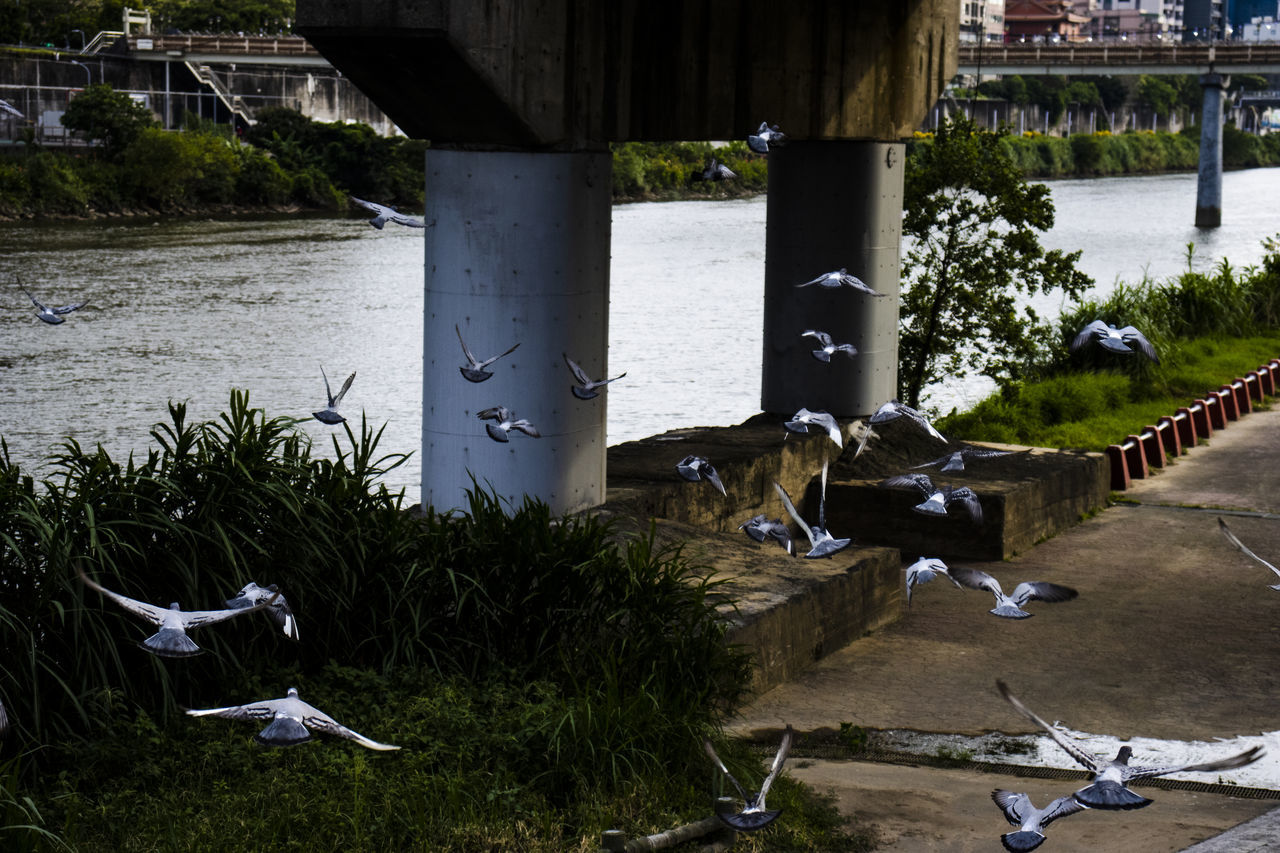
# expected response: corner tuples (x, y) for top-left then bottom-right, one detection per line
(4, 168), (1280, 497)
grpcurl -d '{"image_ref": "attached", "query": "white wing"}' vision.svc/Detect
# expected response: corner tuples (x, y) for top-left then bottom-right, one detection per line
(774, 482), (815, 550)
(78, 568), (170, 625)
(996, 680), (1101, 773)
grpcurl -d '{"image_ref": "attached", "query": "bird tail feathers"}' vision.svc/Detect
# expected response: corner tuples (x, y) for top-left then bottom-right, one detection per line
(1075, 781), (1151, 810)
(255, 716), (312, 747)
(141, 628), (202, 658)
(1000, 830), (1047, 852)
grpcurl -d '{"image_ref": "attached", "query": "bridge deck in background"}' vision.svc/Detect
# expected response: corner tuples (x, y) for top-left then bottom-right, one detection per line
(958, 42), (1280, 75)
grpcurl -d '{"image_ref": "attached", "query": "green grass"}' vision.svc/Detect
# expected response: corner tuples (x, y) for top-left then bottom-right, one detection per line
(939, 333), (1280, 449)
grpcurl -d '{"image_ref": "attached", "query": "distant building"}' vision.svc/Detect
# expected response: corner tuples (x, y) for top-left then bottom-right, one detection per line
(1081, 0), (1173, 40)
(960, 0), (1007, 41)
(1182, 0), (1225, 39)
(1232, 0), (1280, 35)
(1005, 0), (1092, 41)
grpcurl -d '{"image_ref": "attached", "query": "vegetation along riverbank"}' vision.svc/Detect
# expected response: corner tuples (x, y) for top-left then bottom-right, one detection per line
(6, 81), (1280, 220)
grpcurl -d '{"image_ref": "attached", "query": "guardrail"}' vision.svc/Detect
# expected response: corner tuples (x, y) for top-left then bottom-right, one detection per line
(128, 34), (317, 56)
(1104, 360), (1278, 490)
(958, 42), (1280, 67)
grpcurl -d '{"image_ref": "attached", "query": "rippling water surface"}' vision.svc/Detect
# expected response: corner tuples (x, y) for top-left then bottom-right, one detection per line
(4, 168), (1280, 497)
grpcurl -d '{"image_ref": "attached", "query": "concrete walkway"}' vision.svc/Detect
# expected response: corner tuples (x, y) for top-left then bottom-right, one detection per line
(731, 402), (1280, 851)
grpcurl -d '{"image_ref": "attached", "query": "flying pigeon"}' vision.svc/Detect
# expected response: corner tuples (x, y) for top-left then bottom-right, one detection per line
(783, 408), (843, 448)
(704, 726), (793, 832)
(456, 325), (520, 383)
(868, 400), (946, 442)
(313, 367), (355, 425)
(20, 284), (88, 325)
(905, 556), (963, 608)
(912, 446), (1020, 474)
(563, 353), (625, 400)
(801, 330), (858, 362)
(186, 686), (400, 751)
(739, 514), (794, 556)
(78, 567), (276, 658)
(225, 582), (299, 642)
(949, 566), (1077, 619)
(0, 697), (8, 738)
(697, 158), (737, 181)
(796, 268), (884, 297)
(775, 459), (851, 559)
(990, 789), (1089, 853)
(677, 455), (726, 496)
(1217, 517), (1280, 590)
(477, 406), (540, 442)
(747, 121), (787, 154)
(349, 196), (425, 229)
(996, 680), (1264, 810)
(1070, 320), (1159, 363)
(882, 474), (983, 525)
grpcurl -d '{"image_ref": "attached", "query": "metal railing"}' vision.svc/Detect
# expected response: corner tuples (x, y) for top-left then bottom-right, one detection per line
(129, 34), (317, 56)
(183, 62), (254, 125)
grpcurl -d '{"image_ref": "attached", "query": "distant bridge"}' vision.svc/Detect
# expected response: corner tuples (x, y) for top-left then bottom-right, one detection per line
(957, 42), (1280, 76)
(90, 33), (330, 67)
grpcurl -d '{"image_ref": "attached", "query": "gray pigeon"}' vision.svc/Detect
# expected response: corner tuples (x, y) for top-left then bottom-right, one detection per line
(698, 158), (737, 181)
(456, 325), (519, 383)
(869, 400), (946, 441)
(477, 406), (540, 442)
(783, 408), (843, 448)
(997, 680), (1264, 810)
(912, 446), (1020, 473)
(225, 582), (299, 642)
(186, 686), (400, 750)
(1217, 517), (1280, 590)
(905, 556), (963, 608)
(1070, 320), (1158, 363)
(21, 284), (88, 325)
(79, 567), (275, 658)
(990, 789), (1088, 852)
(775, 459), (850, 559)
(949, 567), (1076, 619)
(796, 268), (883, 296)
(563, 353), (625, 400)
(747, 121), (786, 154)
(677, 455), (726, 496)
(313, 367), (355, 425)
(704, 726), (793, 832)
(739, 514), (794, 556)
(883, 474), (983, 525)
(350, 196), (425, 229)
(801, 329), (857, 362)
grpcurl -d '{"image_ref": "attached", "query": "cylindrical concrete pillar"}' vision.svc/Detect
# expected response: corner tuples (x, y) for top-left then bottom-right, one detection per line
(761, 141), (904, 417)
(422, 149), (611, 515)
(1196, 73), (1229, 229)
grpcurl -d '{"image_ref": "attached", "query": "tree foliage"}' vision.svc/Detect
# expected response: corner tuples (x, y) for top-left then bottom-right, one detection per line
(60, 83), (156, 156)
(899, 117), (1093, 411)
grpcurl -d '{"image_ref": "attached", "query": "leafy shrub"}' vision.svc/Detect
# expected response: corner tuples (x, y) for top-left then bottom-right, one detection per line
(24, 152), (88, 214)
(234, 147), (291, 206)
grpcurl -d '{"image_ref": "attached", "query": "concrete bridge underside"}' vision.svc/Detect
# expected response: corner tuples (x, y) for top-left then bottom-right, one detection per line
(296, 0), (957, 514)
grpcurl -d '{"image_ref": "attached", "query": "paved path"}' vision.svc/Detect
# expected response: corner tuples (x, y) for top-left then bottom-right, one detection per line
(731, 402), (1280, 851)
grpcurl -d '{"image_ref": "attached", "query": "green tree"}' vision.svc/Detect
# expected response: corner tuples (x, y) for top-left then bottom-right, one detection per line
(899, 117), (1093, 411)
(1137, 75), (1178, 114)
(60, 83), (155, 156)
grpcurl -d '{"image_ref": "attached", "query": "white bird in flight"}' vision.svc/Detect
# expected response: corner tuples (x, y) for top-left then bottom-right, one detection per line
(186, 686), (400, 751)
(796, 268), (883, 297)
(20, 284), (88, 325)
(349, 196), (425, 229)
(1217, 517), (1280, 590)
(990, 789), (1089, 853)
(313, 367), (355, 425)
(477, 406), (540, 442)
(747, 121), (786, 154)
(801, 329), (857, 362)
(775, 459), (850, 559)
(677, 455), (726, 496)
(456, 325), (520, 383)
(225, 582), (299, 642)
(904, 556), (963, 608)
(949, 566), (1077, 619)
(868, 400), (946, 442)
(1070, 320), (1159, 363)
(783, 408), (843, 448)
(997, 680), (1264, 810)
(704, 726), (793, 832)
(912, 446), (1020, 474)
(883, 474), (983, 525)
(563, 353), (625, 400)
(79, 566), (275, 658)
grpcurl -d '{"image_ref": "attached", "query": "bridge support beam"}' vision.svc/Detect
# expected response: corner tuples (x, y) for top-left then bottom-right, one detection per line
(1196, 73), (1229, 229)
(761, 141), (903, 417)
(421, 149), (612, 515)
